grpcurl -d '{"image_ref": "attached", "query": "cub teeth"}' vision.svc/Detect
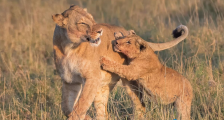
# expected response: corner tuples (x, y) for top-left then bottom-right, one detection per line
(91, 38), (100, 44)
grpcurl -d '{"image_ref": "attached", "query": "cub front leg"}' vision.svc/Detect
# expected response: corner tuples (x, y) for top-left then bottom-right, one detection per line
(100, 57), (146, 118)
(100, 56), (140, 80)
(100, 56), (117, 72)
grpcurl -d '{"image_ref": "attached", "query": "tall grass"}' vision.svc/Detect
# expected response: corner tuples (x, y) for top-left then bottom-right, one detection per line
(0, 0), (223, 119)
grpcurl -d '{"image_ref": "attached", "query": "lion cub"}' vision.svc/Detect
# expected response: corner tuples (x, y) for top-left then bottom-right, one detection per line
(85, 25), (103, 46)
(99, 26), (193, 120)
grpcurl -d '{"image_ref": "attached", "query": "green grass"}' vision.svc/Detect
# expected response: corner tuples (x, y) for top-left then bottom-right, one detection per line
(0, 0), (224, 119)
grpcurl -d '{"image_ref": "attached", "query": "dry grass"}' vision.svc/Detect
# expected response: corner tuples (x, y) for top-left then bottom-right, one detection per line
(0, 0), (224, 119)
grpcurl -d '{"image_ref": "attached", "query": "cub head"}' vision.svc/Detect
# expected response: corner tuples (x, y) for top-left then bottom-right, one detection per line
(113, 30), (148, 59)
(85, 26), (103, 46)
(52, 5), (96, 44)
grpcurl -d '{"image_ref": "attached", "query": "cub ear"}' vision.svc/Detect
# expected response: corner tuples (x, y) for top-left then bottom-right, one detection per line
(114, 32), (124, 39)
(96, 28), (103, 36)
(128, 30), (136, 35)
(140, 44), (146, 51)
(52, 14), (68, 27)
(137, 39), (146, 51)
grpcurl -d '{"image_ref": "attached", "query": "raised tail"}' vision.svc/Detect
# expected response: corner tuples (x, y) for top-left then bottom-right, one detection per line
(148, 25), (188, 51)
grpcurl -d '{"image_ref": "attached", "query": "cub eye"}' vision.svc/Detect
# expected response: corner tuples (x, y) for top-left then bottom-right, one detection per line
(126, 41), (131, 44)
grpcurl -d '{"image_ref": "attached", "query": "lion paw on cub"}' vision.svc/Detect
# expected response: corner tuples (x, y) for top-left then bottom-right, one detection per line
(89, 25), (193, 120)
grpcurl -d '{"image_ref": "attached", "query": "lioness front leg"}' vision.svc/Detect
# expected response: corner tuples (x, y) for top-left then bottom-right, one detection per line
(94, 85), (110, 120)
(68, 76), (101, 120)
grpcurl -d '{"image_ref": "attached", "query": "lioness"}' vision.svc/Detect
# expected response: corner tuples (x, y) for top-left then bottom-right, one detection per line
(99, 25), (193, 120)
(52, 5), (189, 119)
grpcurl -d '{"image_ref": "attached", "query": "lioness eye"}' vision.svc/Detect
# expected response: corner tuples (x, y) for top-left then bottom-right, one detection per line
(78, 22), (86, 25)
(126, 41), (131, 44)
(77, 22), (89, 26)
(77, 22), (90, 32)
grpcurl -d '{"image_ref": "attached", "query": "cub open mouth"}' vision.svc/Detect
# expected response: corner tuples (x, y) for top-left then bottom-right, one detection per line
(113, 46), (121, 52)
(90, 37), (101, 46)
(91, 37), (100, 44)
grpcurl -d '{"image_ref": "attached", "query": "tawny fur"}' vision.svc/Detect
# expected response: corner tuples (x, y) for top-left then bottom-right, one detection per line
(52, 5), (189, 120)
(100, 32), (193, 120)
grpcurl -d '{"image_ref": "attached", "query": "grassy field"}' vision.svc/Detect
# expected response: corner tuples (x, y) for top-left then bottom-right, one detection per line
(0, 0), (224, 119)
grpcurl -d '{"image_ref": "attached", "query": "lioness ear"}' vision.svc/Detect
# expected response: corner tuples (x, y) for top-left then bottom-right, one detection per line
(70, 5), (76, 8)
(114, 32), (124, 39)
(83, 8), (94, 20)
(128, 30), (136, 35)
(84, 8), (88, 12)
(52, 14), (68, 27)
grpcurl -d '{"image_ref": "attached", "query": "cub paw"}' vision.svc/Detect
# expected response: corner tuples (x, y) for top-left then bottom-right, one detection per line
(100, 56), (112, 70)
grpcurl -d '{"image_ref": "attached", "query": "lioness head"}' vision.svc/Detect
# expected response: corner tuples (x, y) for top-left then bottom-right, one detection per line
(52, 5), (96, 44)
(113, 30), (148, 59)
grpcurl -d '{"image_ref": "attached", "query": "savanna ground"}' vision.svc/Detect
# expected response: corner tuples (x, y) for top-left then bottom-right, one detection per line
(0, 0), (224, 119)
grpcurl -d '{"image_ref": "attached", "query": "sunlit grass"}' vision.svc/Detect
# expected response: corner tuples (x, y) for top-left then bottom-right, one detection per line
(0, 0), (223, 119)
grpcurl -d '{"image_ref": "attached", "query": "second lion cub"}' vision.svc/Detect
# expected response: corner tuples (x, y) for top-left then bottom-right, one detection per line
(99, 25), (193, 120)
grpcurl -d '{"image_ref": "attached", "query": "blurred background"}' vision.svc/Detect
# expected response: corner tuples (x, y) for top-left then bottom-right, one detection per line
(0, 0), (224, 119)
